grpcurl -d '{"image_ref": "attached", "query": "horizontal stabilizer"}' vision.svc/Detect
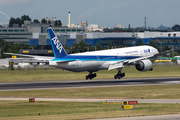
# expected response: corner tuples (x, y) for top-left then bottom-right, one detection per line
(56, 60), (76, 63)
(4, 53), (35, 58)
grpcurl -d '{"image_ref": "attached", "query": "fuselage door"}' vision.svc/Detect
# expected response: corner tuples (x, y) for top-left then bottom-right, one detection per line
(117, 53), (120, 61)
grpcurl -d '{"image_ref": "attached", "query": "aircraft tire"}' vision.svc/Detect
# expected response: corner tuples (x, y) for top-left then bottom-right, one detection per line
(117, 75), (121, 79)
(89, 76), (92, 80)
(121, 73), (125, 77)
(93, 73), (97, 77)
(114, 75), (117, 79)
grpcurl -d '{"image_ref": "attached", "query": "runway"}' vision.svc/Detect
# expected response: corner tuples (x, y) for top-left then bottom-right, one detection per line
(88, 114), (180, 120)
(1, 77), (180, 120)
(0, 77), (180, 91)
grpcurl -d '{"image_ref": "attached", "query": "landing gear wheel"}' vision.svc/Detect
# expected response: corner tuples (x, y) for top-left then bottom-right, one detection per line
(114, 69), (125, 79)
(121, 73), (125, 77)
(114, 75), (117, 79)
(117, 75), (121, 79)
(86, 76), (88, 80)
(93, 73), (97, 77)
(86, 72), (97, 80)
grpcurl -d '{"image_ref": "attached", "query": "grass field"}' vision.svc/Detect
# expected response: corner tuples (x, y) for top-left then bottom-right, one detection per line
(1, 84), (180, 99)
(0, 65), (180, 83)
(0, 65), (180, 119)
(0, 101), (180, 120)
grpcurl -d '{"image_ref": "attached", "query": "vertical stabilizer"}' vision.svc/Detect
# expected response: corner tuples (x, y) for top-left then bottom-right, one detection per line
(47, 27), (67, 58)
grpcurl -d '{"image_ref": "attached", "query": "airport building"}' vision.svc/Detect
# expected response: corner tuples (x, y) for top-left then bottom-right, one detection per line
(1, 22), (180, 53)
(1, 18), (180, 56)
(0, 27), (32, 43)
(1, 10), (180, 54)
(32, 31), (180, 49)
(1, 24), (180, 66)
(0, 22), (85, 44)
(1, 10), (180, 55)
(136, 31), (180, 51)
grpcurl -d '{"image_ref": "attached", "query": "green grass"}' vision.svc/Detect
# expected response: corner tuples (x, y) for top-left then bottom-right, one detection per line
(1, 84), (180, 99)
(0, 66), (180, 119)
(0, 101), (180, 120)
(0, 65), (180, 83)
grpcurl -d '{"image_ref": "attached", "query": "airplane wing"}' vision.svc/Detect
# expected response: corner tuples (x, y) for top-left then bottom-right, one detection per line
(4, 53), (35, 58)
(108, 55), (154, 70)
(3, 53), (54, 61)
(108, 49), (173, 71)
(154, 49), (173, 57)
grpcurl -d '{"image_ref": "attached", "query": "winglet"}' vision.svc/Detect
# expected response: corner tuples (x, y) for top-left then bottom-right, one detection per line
(47, 27), (67, 58)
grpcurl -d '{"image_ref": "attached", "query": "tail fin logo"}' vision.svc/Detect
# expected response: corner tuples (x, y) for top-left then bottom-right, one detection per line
(48, 27), (67, 58)
(52, 37), (63, 53)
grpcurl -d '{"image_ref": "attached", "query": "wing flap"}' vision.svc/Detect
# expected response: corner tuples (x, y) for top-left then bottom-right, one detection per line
(108, 62), (124, 71)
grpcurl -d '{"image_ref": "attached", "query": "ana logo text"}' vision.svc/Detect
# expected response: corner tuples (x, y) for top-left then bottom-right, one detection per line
(52, 37), (63, 53)
(144, 49), (150, 53)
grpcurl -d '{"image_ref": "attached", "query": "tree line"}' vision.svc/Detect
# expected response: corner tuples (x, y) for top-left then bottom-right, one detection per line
(103, 24), (180, 32)
(9, 15), (31, 27)
(9, 15), (62, 27)
(0, 38), (32, 58)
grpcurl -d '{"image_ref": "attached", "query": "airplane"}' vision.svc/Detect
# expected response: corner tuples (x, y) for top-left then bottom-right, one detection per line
(4, 28), (173, 80)
(47, 27), (173, 80)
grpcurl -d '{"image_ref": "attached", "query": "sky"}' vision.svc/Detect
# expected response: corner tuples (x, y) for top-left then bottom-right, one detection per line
(0, 0), (180, 28)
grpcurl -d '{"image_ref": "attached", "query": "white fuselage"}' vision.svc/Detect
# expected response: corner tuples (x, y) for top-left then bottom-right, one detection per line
(49, 45), (159, 72)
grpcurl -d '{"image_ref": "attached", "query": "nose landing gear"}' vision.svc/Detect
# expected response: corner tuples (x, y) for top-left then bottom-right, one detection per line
(86, 72), (97, 80)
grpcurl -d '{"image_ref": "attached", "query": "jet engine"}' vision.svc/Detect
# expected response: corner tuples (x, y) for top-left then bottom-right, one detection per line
(135, 59), (152, 71)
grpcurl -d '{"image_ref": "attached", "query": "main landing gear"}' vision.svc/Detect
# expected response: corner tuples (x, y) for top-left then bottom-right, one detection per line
(86, 72), (97, 80)
(114, 69), (125, 79)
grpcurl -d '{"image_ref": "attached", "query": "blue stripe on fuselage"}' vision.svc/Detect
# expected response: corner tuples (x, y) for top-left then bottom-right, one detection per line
(51, 55), (141, 62)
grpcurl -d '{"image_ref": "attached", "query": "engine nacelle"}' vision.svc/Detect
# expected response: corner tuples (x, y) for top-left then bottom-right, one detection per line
(135, 59), (152, 71)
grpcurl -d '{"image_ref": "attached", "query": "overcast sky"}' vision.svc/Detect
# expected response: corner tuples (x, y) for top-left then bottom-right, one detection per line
(0, 0), (180, 28)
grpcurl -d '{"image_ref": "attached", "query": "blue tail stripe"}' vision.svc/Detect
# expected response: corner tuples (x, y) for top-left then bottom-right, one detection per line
(47, 28), (67, 58)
